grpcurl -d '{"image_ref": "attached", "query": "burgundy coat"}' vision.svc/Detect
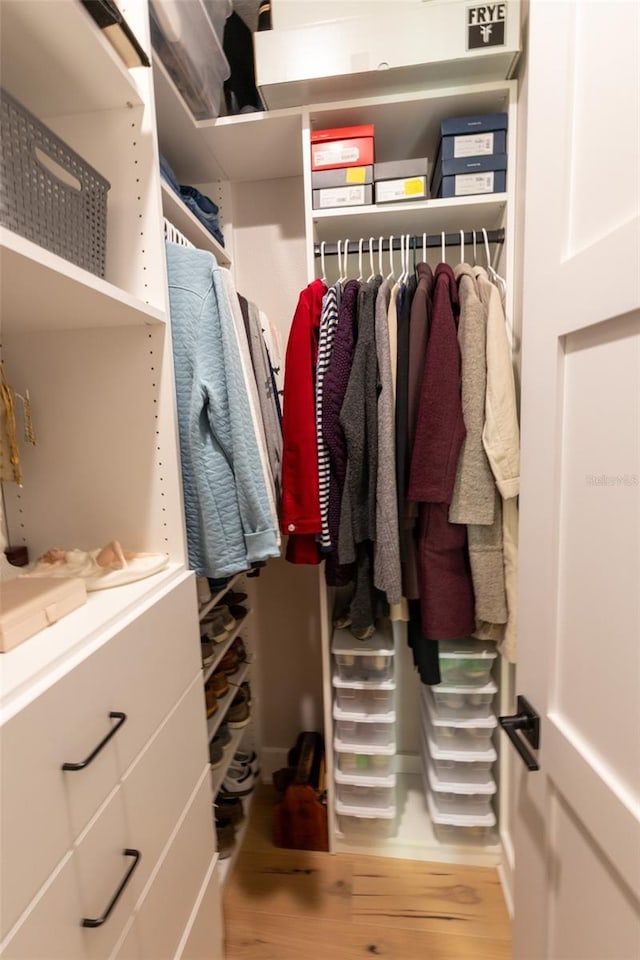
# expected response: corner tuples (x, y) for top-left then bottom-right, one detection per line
(408, 264), (475, 639)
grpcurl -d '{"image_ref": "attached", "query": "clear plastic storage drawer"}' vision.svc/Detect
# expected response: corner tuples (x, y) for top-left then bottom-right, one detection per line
(334, 704), (396, 747)
(438, 638), (497, 687)
(421, 686), (496, 750)
(426, 790), (496, 845)
(332, 626), (394, 683)
(430, 680), (497, 719)
(334, 739), (395, 777)
(421, 716), (496, 783)
(333, 678), (395, 715)
(335, 800), (397, 841)
(425, 762), (495, 817)
(335, 770), (396, 810)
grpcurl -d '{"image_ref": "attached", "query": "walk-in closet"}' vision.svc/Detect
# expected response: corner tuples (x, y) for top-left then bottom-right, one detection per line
(0, 1), (638, 959)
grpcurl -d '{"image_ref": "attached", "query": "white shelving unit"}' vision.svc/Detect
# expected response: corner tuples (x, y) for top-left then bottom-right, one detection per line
(206, 660), (252, 743)
(203, 611), (252, 686)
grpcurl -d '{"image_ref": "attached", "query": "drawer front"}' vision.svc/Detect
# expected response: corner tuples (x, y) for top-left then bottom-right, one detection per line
(111, 919), (140, 960)
(103, 574), (200, 775)
(0, 574), (199, 942)
(135, 772), (216, 960)
(122, 674), (210, 902)
(73, 787), (138, 960)
(176, 857), (224, 960)
(1, 854), (86, 960)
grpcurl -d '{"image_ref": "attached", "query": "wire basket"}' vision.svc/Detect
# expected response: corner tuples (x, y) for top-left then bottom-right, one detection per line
(0, 89), (110, 277)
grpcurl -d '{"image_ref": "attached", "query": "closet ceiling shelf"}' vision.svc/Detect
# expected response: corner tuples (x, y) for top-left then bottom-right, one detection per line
(0, 0), (143, 118)
(153, 55), (303, 184)
(312, 195), (507, 244)
(0, 229), (167, 333)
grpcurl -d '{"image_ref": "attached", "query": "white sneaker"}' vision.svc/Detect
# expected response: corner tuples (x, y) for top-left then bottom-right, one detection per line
(221, 766), (255, 796)
(232, 750), (260, 777)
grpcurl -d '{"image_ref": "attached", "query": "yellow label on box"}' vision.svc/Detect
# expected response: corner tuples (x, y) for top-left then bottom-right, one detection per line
(404, 178), (424, 196)
(346, 167), (367, 184)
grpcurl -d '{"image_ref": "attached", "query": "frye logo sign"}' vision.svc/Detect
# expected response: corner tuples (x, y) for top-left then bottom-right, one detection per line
(467, 3), (506, 49)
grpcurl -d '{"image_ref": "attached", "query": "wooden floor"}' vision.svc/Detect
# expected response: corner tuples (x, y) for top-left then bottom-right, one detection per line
(223, 786), (512, 960)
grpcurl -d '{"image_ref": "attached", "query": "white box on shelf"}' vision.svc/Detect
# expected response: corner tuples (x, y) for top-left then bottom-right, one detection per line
(333, 676), (395, 715)
(421, 687), (496, 751)
(430, 680), (497, 720)
(332, 626), (394, 683)
(436, 638), (497, 687)
(333, 736), (395, 778)
(424, 761), (495, 817)
(335, 799), (397, 841)
(334, 768), (396, 810)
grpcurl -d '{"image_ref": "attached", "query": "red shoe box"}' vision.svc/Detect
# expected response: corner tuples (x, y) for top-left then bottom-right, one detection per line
(311, 124), (375, 171)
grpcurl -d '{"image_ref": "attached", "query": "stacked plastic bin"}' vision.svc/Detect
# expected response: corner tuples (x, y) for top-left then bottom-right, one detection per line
(332, 625), (397, 841)
(421, 639), (498, 843)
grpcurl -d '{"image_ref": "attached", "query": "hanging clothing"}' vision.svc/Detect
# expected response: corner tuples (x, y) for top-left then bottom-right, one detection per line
(240, 296), (283, 498)
(260, 310), (284, 416)
(373, 277), (403, 608)
(281, 278), (327, 564)
(338, 277), (383, 633)
(474, 265), (521, 662)
(408, 263), (475, 640)
(322, 279), (359, 585)
(316, 285), (340, 551)
(395, 273), (417, 562)
(166, 243), (280, 578)
(450, 263), (507, 627)
(402, 262), (434, 600)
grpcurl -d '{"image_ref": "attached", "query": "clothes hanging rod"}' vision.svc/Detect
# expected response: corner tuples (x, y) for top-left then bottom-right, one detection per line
(313, 229), (504, 257)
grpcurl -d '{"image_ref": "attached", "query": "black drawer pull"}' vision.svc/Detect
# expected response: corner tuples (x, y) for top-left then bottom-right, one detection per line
(82, 848), (141, 928)
(62, 712), (127, 771)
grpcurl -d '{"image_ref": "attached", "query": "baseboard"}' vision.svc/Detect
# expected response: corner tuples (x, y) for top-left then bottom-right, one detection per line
(498, 828), (515, 918)
(259, 746), (289, 783)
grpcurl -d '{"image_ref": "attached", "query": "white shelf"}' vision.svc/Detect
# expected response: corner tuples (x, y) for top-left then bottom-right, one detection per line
(210, 724), (250, 798)
(0, 0), (143, 119)
(312, 195), (508, 243)
(334, 772), (501, 868)
(161, 183), (231, 265)
(0, 564), (188, 723)
(220, 790), (256, 887)
(0, 229), (167, 332)
(153, 56), (303, 184)
(203, 610), (252, 686)
(206, 661), (251, 743)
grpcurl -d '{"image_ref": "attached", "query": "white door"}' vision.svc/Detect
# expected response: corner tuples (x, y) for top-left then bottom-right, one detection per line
(511, 2), (640, 958)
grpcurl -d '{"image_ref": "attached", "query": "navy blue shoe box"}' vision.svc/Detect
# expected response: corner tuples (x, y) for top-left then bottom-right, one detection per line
(432, 113), (508, 198)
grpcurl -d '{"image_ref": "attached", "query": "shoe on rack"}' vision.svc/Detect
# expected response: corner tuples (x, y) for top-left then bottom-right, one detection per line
(230, 637), (247, 660)
(222, 589), (247, 605)
(201, 618), (228, 644)
(220, 764), (256, 796)
(215, 820), (235, 859)
(350, 623), (376, 641)
(207, 576), (230, 593)
(227, 603), (247, 621)
(217, 723), (231, 747)
(232, 749), (260, 777)
(209, 738), (225, 769)
(197, 576), (212, 606)
(240, 681), (252, 704)
(205, 685), (219, 718)
(207, 671), (229, 701)
(218, 650), (241, 676)
(226, 687), (251, 729)
(215, 794), (244, 825)
(212, 604), (236, 632)
(201, 638), (217, 667)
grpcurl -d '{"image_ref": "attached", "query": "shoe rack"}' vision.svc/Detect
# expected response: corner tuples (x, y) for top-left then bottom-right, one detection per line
(198, 572), (259, 885)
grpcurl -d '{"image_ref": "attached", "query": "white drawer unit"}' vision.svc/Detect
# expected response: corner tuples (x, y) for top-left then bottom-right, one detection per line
(175, 854), (224, 960)
(0, 574), (216, 960)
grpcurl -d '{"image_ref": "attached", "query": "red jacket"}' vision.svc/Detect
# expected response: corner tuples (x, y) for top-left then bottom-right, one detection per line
(281, 279), (327, 563)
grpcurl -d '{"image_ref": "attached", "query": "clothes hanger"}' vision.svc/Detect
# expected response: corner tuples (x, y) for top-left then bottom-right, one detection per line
(460, 229), (465, 265)
(422, 232), (427, 264)
(378, 236), (384, 277)
(472, 229), (478, 266)
(386, 234), (395, 280)
(320, 241), (327, 284)
(482, 227), (507, 297)
(343, 239), (350, 281)
(367, 236), (376, 281)
(412, 235), (417, 274)
(357, 238), (364, 281)
(336, 239), (343, 283)
(441, 231), (446, 265)
(399, 233), (406, 284)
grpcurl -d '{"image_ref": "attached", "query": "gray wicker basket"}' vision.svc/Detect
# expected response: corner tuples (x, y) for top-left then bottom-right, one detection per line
(0, 89), (110, 277)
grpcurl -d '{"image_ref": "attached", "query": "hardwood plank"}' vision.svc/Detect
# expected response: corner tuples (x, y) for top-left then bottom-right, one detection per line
(351, 861), (510, 940)
(224, 909), (513, 960)
(225, 848), (353, 921)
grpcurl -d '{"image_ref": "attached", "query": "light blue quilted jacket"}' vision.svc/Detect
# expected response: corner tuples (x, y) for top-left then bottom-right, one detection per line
(166, 242), (279, 577)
